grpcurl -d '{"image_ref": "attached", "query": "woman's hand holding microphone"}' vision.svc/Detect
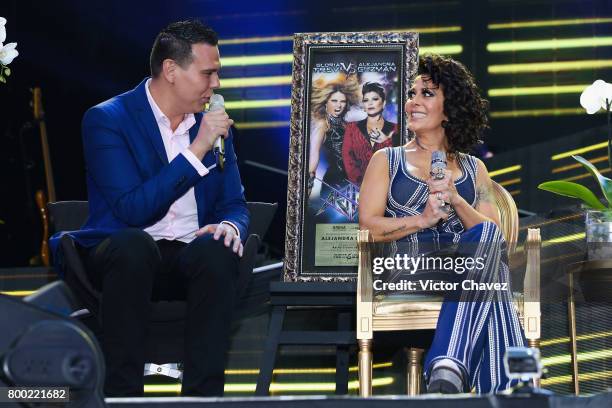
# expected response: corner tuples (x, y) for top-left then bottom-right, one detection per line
(418, 170), (458, 229)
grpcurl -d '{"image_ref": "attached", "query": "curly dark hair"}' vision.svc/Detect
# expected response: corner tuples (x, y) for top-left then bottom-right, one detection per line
(418, 54), (489, 154)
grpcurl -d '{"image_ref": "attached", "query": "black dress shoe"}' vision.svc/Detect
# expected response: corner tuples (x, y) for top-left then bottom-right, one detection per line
(427, 365), (465, 394)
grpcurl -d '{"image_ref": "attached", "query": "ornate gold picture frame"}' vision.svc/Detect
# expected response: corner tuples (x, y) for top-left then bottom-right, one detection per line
(284, 32), (419, 282)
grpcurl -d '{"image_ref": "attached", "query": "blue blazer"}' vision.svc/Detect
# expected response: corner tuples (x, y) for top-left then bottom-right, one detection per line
(50, 78), (249, 255)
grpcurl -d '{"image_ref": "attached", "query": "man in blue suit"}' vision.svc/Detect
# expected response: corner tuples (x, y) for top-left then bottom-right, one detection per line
(64, 20), (249, 397)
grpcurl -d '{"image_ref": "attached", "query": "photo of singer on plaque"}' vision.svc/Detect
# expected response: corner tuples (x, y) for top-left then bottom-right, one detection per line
(284, 32), (418, 282)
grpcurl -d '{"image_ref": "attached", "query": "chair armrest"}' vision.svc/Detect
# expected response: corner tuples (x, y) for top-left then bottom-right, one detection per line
(237, 234), (261, 299)
(357, 230), (374, 340)
(523, 228), (541, 342)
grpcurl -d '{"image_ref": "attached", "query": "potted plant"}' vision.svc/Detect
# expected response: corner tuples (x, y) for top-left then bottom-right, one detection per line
(538, 80), (612, 259)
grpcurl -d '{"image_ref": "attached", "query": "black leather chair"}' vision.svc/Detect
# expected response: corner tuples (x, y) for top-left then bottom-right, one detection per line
(48, 201), (277, 371)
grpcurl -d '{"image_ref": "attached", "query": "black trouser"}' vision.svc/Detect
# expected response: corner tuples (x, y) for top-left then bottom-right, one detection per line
(83, 228), (239, 397)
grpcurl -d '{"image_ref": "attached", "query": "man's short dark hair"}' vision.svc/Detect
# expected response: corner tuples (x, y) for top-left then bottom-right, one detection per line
(150, 19), (218, 77)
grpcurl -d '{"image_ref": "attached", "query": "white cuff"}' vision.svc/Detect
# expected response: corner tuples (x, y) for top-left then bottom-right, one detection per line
(181, 149), (209, 177)
(221, 221), (240, 238)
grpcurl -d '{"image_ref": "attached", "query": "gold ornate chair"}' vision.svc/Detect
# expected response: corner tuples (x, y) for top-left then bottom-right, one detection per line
(356, 181), (542, 396)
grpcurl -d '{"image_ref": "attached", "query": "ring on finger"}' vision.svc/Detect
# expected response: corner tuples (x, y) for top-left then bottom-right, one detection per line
(436, 192), (443, 200)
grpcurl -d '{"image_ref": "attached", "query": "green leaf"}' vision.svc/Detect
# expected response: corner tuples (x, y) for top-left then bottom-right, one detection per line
(573, 155), (612, 207)
(4, 67), (10, 76)
(538, 180), (606, 210)
(0, 76), (6, 83)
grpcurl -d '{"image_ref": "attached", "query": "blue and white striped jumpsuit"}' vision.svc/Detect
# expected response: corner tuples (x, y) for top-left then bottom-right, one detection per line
(383, 146), (526, 393)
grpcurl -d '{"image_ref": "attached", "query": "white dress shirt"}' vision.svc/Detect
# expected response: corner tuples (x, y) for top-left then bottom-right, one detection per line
(143, 79), (238, 242)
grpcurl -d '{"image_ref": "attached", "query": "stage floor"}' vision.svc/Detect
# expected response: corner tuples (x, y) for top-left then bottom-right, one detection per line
(106, 392), (611, 408)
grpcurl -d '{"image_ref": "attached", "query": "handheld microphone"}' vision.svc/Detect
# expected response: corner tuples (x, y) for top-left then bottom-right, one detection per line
(430, 150), (447, 180)
(430, 150), (450, 219)
(208, 93), (225, 171)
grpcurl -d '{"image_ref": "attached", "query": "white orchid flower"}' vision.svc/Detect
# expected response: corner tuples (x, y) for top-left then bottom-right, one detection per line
(580, 79), (612, 114)
(0, 17), (6, 44)
(0, 42), (18, 65)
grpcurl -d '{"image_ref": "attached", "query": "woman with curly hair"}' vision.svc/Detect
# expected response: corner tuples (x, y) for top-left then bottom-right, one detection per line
(342, 82), (398, 184)
(359, 54), (525, 394)
(308, 74), (360, 195)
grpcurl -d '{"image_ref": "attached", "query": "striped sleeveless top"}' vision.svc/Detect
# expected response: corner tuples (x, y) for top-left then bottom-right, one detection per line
(384, 146), (479, 249)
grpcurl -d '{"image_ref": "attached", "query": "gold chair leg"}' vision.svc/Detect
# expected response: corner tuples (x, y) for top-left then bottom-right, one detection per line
(405, 347), (424, 396)
(568, 271), (580, 395)
(358, 339), (373, 397)
(527, 339), (541, 389)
